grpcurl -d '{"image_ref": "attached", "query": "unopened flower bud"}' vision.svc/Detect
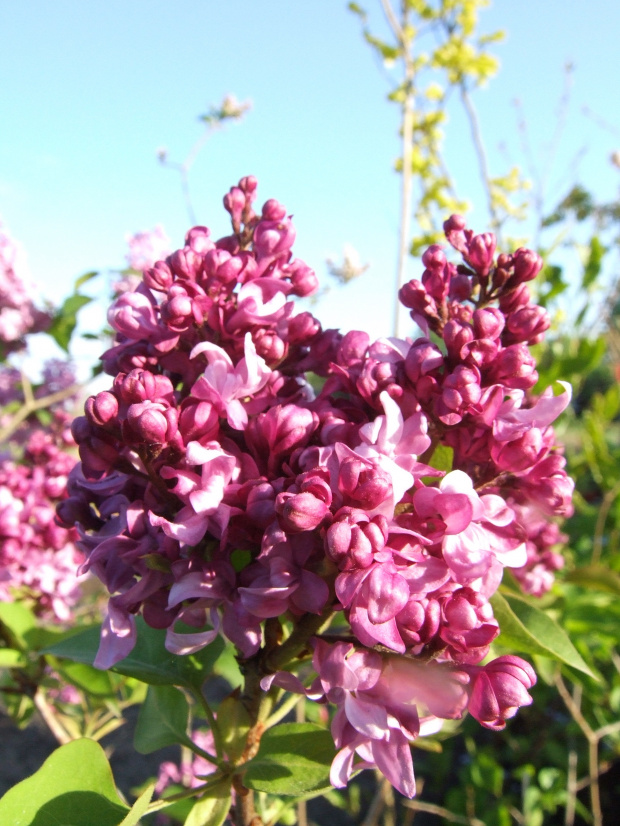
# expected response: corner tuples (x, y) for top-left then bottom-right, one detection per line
(288, 259), (319, 297)
(466, 233), (496, 276)
(422, 244), (447, 272)
(492, 428), (545, 472)
(275, 490), (330, 533)
(127, 400), (176, 444)
(254, 328), (287, 363)
(466, 655), (536, 730)
(443, 214), (469, 254)
(339, 457), (392, 510)
(178, 399), (219, 443)
(449, 273), (473, 301)
(70, 416), (92, 444)
(488, 344), (537, 389)
(404, 339), (444, 383)
(184, 226), (213, 255)
(143, 261), (173, 292)
(473, 308), (505, 341)
(253, 216), (296, 259)
(499, 283), (531, 314)
(288, 311), (321, 344)
(512, 248), (543, 284)
(223, 187), (245, 224)
(167, 248), (202, 281)
(85, 391), (119, 427)
(443, 320), (474, 361)
(504, 305), (550, 345)
(239, 175), (258, 196)
(261, 199), (287, 221)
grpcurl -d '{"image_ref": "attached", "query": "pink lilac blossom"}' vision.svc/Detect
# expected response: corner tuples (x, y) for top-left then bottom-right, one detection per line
(0, 427), (83, 621)
(60, 178), (573, 798)
(0, 221), (51, 352)
(125, 225), (171, 273)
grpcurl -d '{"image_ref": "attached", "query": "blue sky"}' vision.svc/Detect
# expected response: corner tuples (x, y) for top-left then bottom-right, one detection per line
(1, 1), (619, 376)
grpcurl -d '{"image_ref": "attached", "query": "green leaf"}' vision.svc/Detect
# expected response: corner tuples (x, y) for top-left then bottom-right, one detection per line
(582, 236), (606, 290)
(0, 738), (128, 825)
(0, 648), (27, 667)
(211, 640), (242, 688)
(430, 443), (454, 473)
(47, 293), (93, 352)
(491, 591), (595, 678)
(244, 723), (336, 796)
(45, 617), (226, 689)
(363, 32), (400, 62)
(0, 602), (37, 651)
(183, 782), (232, 826)
(134, 685), (193, 754)
(347, 1), (366, 18)
(564, 565), (620, 596)
(57, 661), (115, 696)
(74, 270), (99, 290)
(118, 782), (155, 826)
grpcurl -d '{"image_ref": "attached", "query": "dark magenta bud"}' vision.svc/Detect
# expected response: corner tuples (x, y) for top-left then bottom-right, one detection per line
(85, 391), (119, 426)
(466, 233), (496, 276)
(473, 308), (505, 341)
(275, 490), (330, 533)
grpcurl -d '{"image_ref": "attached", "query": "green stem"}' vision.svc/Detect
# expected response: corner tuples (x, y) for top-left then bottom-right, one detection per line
(264, 689), (305, 729)
(194, 686), (226, 761)
(146, 774), (226, 813)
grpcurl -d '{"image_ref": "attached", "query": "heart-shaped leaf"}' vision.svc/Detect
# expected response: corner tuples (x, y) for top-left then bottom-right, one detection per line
(0, 739), (128, 825)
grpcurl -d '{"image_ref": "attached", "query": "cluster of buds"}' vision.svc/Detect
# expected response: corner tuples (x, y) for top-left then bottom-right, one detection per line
(60, 179), (572, 797)
(0, 222), (51, 353)
(0, 424), (83, 621)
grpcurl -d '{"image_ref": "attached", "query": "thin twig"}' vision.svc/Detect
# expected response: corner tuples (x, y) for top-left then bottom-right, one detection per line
(0, 383), (81, 443)
(591, 477), (620, 564)
(594, 718), (620, 740)
(380, 0), (415, 338)
(33, 691), (72, 745)
(565, 749), (578, 826)
(360, 773), (388, 826)
(554, 671), (602, 826)
(382, 776), (396, 826)
(402, 798), (486, 826)
(554, 672), (594, 740)
(459, 83), (499, 234)
(575, 760), (613, 792)
(589, 739), (603, 826)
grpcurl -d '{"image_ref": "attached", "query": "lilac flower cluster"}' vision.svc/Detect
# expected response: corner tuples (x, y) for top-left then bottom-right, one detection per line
(60, 179), (572, 797)
(0, 424), (83, 621)
(0, 222), (51, 353)
(125, 225), (171, 273)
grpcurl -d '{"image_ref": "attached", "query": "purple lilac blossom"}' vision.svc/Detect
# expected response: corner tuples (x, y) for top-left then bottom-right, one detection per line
(59, 178), (573, 797)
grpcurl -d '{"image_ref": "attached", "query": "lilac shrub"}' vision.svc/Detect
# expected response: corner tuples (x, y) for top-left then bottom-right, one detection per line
(59, 178), (573, 798)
